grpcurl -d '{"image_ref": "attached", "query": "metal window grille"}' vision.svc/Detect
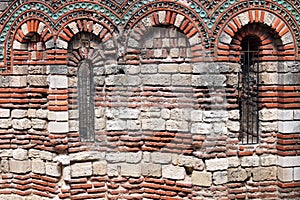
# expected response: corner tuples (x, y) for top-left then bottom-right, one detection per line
(78, 60), (95, 142)
(238, 42), (260, 144)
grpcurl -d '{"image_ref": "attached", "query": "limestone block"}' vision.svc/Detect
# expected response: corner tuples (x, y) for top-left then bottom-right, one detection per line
(170, 109), (190, 121)
(29, 149), (53, 161)
(0, 150), (12, 157)
(213, 171), (228, 185)
(261, 155), (277, 166)
(12, 119), (31, 130)
(49, 65), (67, 75)
(151, 152), (172, 164)
(107, 164), (119, 177)
(70, 151), (105, 162)
(92, 23), (103, 35)
(189, 33), (201, 46)
(119, 108), (140, 119)
(191, 123), (212, 134)
(142, 118), (165, 131)
(11, 109), (27, 118)
(12, 149), (28, 160)
(278, 156), (300, 167)
(48, 111), (68, 121)
(95, 118), (106, 130)
(264, 12), (275, 26)
(56, 38), (68, 49)
(28, 65), (47, 74)
(106, 120), (126, 131)
(48, 122), (68, 133)
(172, 74), (192, 86)
(166, 120), (189, 132)
(27, 109), (36, 118)
(0, 108), (10, 118)
(9, 160), (31, 173)
(36, 109), (48, 119)
(158, 11), (166, 24)
(219, 32), (232, 44)
(124, 65), (140, 75)
(278, 121), (300, 133)
(143, 152), (151, 163)
(46, 162), (61, 177)
(277, 167), (293, 182)
(106, 152), (126, 163)
(0, 119), (11, 128)
(13, 41), (27, 50)
(63, 166), (71, 181)
(161, 109), (170, 119)
(12, 66), (28, 75)
(32, 159), (45, 174)
(158, 64), (178, 73)
(237, 12), (249, 26)
(53, 155), (70, 165)
(294, 110), (300, 120)
(121, 164), (141, 177)
(126, 152), (142, 164)
(31, 119), (47, 130)
(141, 74), (171, 86)
(27, 75), (48, 86)
(191, 110), (203, 122)
(179, 64), (193, 73)
(1, 160), (9, 173)
(294, 167), (300, 181)
(227, 168), (248, 182)
(227, 121), (240, 132)
(259, 109), (278, 121)
(282, 32), (293, 45)
(141, 64), (158, 74)
(227, 157), (240, 168)
(141, 164), (162, 177)
(228, 110), (239, 120)
(45, 39), (55, 49)
(192, 171), (212, 186)
(162, 165), (185, 180)
(252, 167), (276, 181)
(126, 120), (140, 130)
(177, 156), (204, 170)
(206, 158), (228, 171)
(260, 122), (277, 132)
(50, 76), (68, 89)
(127, 38), (139, 48)
(174, 14), (184, 27)
(71, 162), (92, 177)
(93, 161), (107, 175)
(241, 156), (259, 167)
(192, 75), (226, 86)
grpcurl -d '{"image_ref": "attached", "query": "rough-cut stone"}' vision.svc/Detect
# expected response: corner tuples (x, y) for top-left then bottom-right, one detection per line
(277, 167), (293, 182)
(261, 155), (277, 166)
(125, 152), (142, 164)
(252, 167), (276, 181)
(213, 171), (228, 185)
(107, 164), (119, 177)
(227, 168), (248, 182)
(11, 109), (27, 118)
(107, 120), (126, 131)
(191, 123), (212, 134)
(12, 149), (28, 160)
(119, 108), (140, 119)
(48, 122), (68, 133)
(50, 76), (68, 89)
(228, 157), (240, 168)
(241, 156), (259, 167)
(29, 149), (53, 160)
(93, 161), (107, 175)
(63, 166), (71, 181)
(162, 165), (185, 180)
(106, 152), (126, 163)
(71, 162), (93, 177)
(9, 160), (31, 173)
(1, 160), (9, 173)
(54, 155), (70, 165)
(46, 162), (61, 177)
(12, 119), (31, 130)
(141, 74), (171, 86)
(151, 153), (172, 164)
(192, 171), (212, 187)
(177, 155), (204, 170)
(142, 119), (165, 131)
(121, 164), (141, 177)
(31, 119), (47, 130)
(0, 108), (10, 118)
(36, 109), (48, 119)
(278, 121), (300, 133)
(294, 167), (300, 181)
(27, 75), (48, 86)
(206, 158), (229, 171)
(32, 159), (45, 174)
(70, 151), (105, 162)
(141, 164), (162, 177)
(0, 119), (11, 128)
(192, 75), (226, 86)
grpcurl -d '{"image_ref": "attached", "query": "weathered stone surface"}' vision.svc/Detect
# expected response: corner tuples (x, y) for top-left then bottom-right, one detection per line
(119, 108), (140, 119)
(191, 110), (203, 122)
(1, 160), (9, 173)
(142, 119), (165, 131)
(261, 155), (277, 166)
(151, 153), (172, 164)
(121, 164), (141, 177)
(241, 156), (259, 167)
(106, 152), (126, 163)
(36, 109), (48, 119)
(166, 120), (189, 132)
(294, 167), (300, 181)
(71, 162), (93, 177)
(48, 111), (68, 121)
(227, 157), (240, 168)
(278, 121), (300, 133)
(29, 149), (53, 161)
(259, 109), (278, 121)
(278, 167), (293, 182)
(0, 108), (10, 118)
(192, 75), (226, 86)
(141, 75), (171, 85)
(191, 123), (212, 134)
(192, 171), (212, 186)
(141, 164), (162, 177)
(11, 109), (27, 118)
(227, 168), (248, 182)
(106, 120), (126, 131)
(32, 159), (45, 174)
(70, 151), (105, 162)
(177, 156), (204, 170)
(9, 160), (31, 173)
(206, 158), (228, 171)
(162, 165), (185, 180)
(252, 167), (276, 181)
(27, 75), (48, 86)
(48, 122), (68, 133)
(63, 166), (71, 181)
(49, 65), (68, 75)
(93, 161), (107, 175)
(125, 152), (142, 164)
(0, 119), (11, 128)
(46, 162), (61, 177)
(12, 119), (31, 130)
(31, 119), (47, 130)
(50, 76), (68, 89)
(54, 155), (70, 165)
(278, 156), (300, 167)
(158, 64), (178, 73)
(213, 171), (228, 185)
(107, 164), (119, 177)
(12, 149), (28, 160)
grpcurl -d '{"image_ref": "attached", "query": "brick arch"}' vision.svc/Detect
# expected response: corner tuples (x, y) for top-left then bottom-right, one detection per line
(125, 10), (203, 64)
(11, 19), (53, 65)
(216, 9), (297, 62)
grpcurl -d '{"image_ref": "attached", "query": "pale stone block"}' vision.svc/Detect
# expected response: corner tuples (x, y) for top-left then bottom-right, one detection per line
(294, 110), (300, 120)
(37, 22), (46, 35)
(106, 152), (126, 163)
(128, 37), (139, 48)
(241, 156), (259, 167)
(227, 121), (240, 132)
(189, 33), (201, 46)
(29, 149), (53, 160)
(151, 152), (172, 164)
(107, 120), (126, 131)
(27, 109), (36, 118)
(9, 160), (31, 173)
(53, 155), (70, 165)
(121, 164), (141, 177)
(93, 161), (107, 175)
(213, 171), (228, 185)
(13, 41), (27, 50)
(177, 156), (204, 170)
(174, 14), (184, 27)
(27, 75), (48, 86)
(46, 162), (61, 177)
(206, 158), (228, 171)
(278, 167), (293, 182)
(166, 120), (189, 132)
(12, 66), (28, 75)
(21, 23), (29, 36)
(48, 111), (68, 121)
(12, 119), (31, 130)
(192, 171), (212, 186)
(227, 157), (240, 168)
(158, 11), (166, 24)
(107, 164), (119, 177)
(126, 152), (142, 164)
(261, 155), (277, 166)
(264, 12), (275, 26)
(1, 160), (9, 173)
(48, 122), (68, 133)
(162, 165), (185, 180)
(36, 109), (48, 119)
(260, 122), (277, 132)
(278, 121), (300, 134)
(158, 64), (178, 73)
(32, 159), (45, 174)
(95, 118), (106, 130)
(11, 109), (27, 118)
(141, 164), (162, 177)
(70, 151), (105, 162)
(45, 39), (55, 49)
(191, 110), (203, 122)
(278, 156), (300, 167)
(141, 65), (157, 74)
(0, 150), (12, 157)
(237, 12), (249, 26)
(252, 167), (276, 181)
(0, 108), (10, 118)
(63, 166), (71, 181)
(50, 76), (68, 89)
(56, 38), (68, 49)
(124, 65), (140, 75)
(31, 119), (47, 130)
(227, 168), (248, 182)
(219, 32), (232, 44)
(282, 32), (293, 45)
(92, 23), (103, 35)
(294, 167), (300, 181)
(192, 75), (226, 86)
(191, 123), (212, 134)
(0, 119), (11, 128)
(141, 74), (172, 86)
(179, 64), (193, 73)
(259, 109), (278, 121)
(71, 162), (93, 177)
(119, 108), (140, 119)
(142, 118), (165, 131)
(126, 120), (140, 130)
(12, 149), (28, 160)
(170, 108), (190, 121)
(161, 109), (170, 119)
(172, 74), (192, 86)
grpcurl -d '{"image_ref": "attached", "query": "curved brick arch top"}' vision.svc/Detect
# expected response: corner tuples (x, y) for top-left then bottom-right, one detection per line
(125, 10), (202, 64)
(217, 10), (297, 62)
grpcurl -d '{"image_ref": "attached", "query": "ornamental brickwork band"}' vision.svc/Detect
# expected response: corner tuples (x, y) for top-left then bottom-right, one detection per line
(0, 0), (299, 199)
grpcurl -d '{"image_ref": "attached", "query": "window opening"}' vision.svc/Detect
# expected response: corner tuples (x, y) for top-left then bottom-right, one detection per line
(238, 36), (260, 144)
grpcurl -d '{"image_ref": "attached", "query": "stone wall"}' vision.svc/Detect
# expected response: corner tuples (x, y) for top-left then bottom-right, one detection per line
(0, 0), (299, 199)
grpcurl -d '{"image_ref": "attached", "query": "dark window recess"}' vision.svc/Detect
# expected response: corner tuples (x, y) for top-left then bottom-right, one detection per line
(238, 36), (260, 144)
(78, 60), (95, 142)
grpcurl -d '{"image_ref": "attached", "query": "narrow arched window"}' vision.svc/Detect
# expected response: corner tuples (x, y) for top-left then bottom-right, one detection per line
(238, 36), (260, 144)
(78, 59), (95, 141)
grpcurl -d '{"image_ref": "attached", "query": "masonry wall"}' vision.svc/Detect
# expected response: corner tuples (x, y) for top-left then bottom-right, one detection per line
(0, 0), (299, 199)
